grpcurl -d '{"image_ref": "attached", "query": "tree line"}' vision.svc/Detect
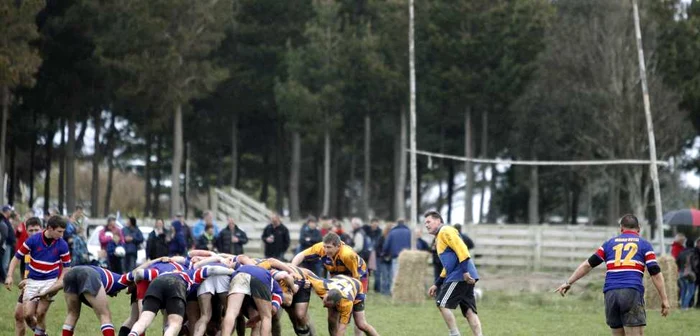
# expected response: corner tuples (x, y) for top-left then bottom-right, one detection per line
(1, 0), (698, 225)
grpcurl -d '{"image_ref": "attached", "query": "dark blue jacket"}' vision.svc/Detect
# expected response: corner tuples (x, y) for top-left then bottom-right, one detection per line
(168, 220), (187, 256)
(122, 225), (144, 254)
(382, 223), (411, 259)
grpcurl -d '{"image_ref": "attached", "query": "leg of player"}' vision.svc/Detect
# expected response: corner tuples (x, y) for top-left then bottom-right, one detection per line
(352, 310), (379, 336)
(220, 293), (245, 336)
(438, 307), (460, 336)
(253, 297), (273, 336)
(61, 292), (81, 336)
(610, 328), (625, 336)
(463, 308), (482, 336)
(120, 301), (141, 336)
(287, 303), (313, 336)
(128, 310), (157, 336)
(14, 301), (25, 336)
(163, 313), (184, 336)
(185, 300), (201, 336)
(193, 293), (213, 336)
(84, 287), (116, 336)
(624, 326), (643, 336)
(271, 308), (282, 336)
(22, 300), (38, 332)
(34, 296), (53, 335)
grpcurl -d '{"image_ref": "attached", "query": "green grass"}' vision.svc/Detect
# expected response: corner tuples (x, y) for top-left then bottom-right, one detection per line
(2, 279), (698, 336)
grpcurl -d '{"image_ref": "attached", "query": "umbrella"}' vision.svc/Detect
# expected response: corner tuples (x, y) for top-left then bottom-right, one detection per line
(663, 209), (700, 227)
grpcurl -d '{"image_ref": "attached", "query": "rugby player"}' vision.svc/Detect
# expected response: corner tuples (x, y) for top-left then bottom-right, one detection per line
(5, 215), (71, 336)
(13, 217), (42, 336)
(220, 265), (284, 336)
(424, 210), (482, 336)
(299, 268), (378, 336)
(126, 265), (235, 336)
(555, 214), (669, 336)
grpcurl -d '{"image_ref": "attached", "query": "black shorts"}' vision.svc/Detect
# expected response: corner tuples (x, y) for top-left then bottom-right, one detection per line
(292, 286), (311, 304)
(353, 301), (365, 312)
(142, 276), (187, 317)
(63, 266), (103, 298)
(604, 288), (646, 329)
(435, 281), (477, 316)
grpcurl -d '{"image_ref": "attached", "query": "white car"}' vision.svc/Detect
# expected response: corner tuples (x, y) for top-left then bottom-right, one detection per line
(87, 225), (153, 265)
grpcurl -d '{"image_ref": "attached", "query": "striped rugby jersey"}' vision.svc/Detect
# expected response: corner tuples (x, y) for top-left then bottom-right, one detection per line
(592, 230), (658, 293)
(233, 265), (283, 310)
(15, 231), (71, 280)
(139, 267), (212, 294)
(301, 242), (368, 280)
(90, 266), (132, 295)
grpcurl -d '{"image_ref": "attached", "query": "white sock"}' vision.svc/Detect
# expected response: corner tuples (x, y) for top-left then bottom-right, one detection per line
(449, 328), (461, 336)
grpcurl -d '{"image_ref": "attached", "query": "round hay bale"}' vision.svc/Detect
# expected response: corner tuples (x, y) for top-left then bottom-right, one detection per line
(643, 255), (678, 310)
(392, 250), (431, 303)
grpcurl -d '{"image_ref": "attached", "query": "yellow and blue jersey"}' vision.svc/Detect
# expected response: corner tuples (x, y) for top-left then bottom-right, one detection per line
(435, 225), (473, 283)
(302, 270), (363, 324)
(301, 242), (367, 280)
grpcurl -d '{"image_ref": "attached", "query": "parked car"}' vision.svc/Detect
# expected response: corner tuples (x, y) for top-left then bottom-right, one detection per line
(87, 224), (153, 266)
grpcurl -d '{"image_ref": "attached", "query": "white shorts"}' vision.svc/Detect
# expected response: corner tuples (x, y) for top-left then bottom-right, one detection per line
(228, 273), (252, 295)
(23, 278), (57, 302)
(197, 275), (231, 296)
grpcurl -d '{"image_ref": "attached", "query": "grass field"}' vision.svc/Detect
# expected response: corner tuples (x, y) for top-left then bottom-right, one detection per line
(2, 276), (698, 336)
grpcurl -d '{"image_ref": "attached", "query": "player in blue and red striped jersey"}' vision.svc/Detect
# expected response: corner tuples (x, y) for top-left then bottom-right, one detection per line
(220, 265), (284, 336)
(51, 257), (172, 336)
(13, 217), (42, 336)
(126, 265), (235, 336)
(119, 255), (193, 336)
(4, 215), (70, 336)
(556, 214), (670, 336)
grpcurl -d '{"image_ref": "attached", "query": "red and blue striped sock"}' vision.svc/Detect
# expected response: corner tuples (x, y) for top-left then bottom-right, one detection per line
(101, 324), (115, 336)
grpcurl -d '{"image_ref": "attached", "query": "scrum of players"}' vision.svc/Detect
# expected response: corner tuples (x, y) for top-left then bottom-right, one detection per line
(14, 230), (379, 336)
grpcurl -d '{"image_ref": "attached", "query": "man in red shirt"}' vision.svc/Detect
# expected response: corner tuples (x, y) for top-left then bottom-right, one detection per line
(14, 213), (34, 276)
(670, 233), (686, 259)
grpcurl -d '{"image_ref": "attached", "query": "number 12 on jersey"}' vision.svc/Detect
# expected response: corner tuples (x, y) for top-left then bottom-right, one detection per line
(612, 243), (638, 267)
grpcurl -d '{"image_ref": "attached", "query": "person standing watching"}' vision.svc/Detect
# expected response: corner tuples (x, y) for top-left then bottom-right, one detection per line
(382, 219), (411, 294)
(555, 214), (669, 335)
(215, 217), (248, 256)
(1, 205), (16, 282)
(147, 219), (170, 260)
(122, 217), (144, 271)
(262, 214), (290, 261)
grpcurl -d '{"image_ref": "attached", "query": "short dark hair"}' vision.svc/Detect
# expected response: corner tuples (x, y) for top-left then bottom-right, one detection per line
(75, 205), (83, 211)
(453, 223), (462, 232)
(322, 232), (341, 246)
(618, 214), (639, 230)
(424, 210), (443, 223)
(326, 289), (343, 305)
(307, 216), (317, 224)
(370, 218), (380, 223)
(26, 217), (42, 228)
(47, 215), (67, 229)
(129, 216), (137, 227)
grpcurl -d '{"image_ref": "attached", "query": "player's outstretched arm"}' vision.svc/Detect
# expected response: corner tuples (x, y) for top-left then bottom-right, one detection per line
(290, 251), (306, 266)
(133, 256), (168, 272)
(193, 255), (225, 269)
(555, 260), (593, 296)
(188, 249), (216, 258)
(650, 272), (670, 317)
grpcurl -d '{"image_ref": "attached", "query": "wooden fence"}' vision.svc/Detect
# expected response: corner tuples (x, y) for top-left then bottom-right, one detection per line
(85, 219), (670, 271)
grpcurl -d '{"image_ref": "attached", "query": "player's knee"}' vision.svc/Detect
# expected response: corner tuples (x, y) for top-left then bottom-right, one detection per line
(14, 307), (24, 322)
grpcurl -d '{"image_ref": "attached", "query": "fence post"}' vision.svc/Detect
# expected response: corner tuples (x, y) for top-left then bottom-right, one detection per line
(533, 226), (542, 272)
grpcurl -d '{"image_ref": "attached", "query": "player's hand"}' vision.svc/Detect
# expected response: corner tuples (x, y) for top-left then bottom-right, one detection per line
(428, 285), (438, 297)
(18, 280), (27, 290)
(661, 300), (670, 317)
(554, 283), (571, 297)
(463, 272), (476, 285)
(4, 277), (13, 291)
(159, 256), (170, 263)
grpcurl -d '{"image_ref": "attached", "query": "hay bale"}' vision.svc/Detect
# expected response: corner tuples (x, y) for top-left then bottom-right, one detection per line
(643, 255), (678, 310)
(392, 250), (431, 303)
